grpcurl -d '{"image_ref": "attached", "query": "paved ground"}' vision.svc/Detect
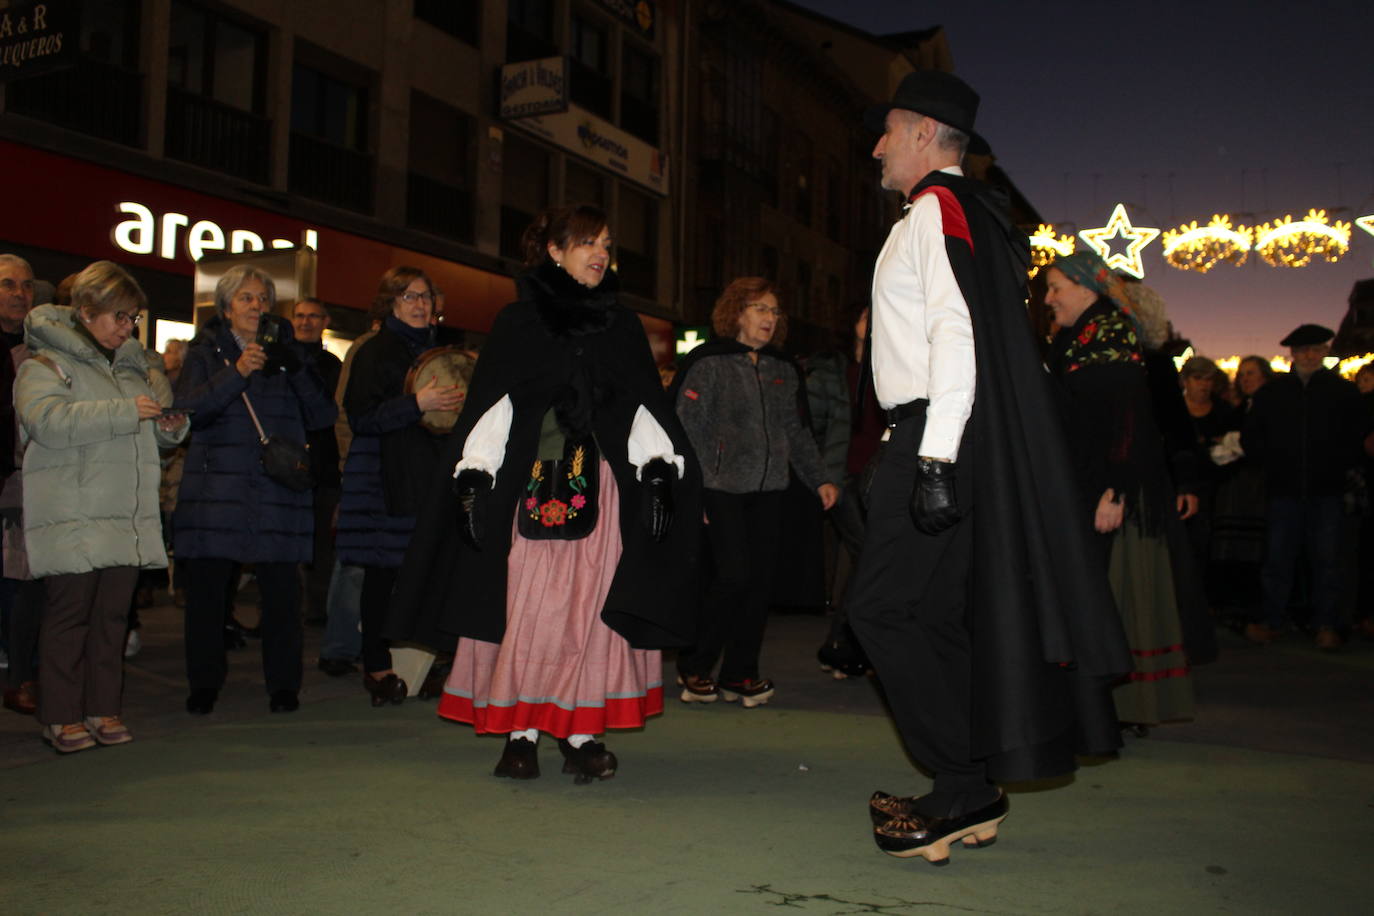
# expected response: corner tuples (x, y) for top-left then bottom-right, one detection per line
(2, 592), (1373, 914)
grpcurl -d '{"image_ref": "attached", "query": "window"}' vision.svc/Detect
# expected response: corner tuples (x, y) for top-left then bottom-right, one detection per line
(794, 260), (812, 318)
(507, 0), (555, 61)
(565, 162), (606, 207)
(501, 134), (552, 259)
(761, 246), (779, 284)
(826, 158), (844, 242)
(620, 42), (658, 143)
(414, 0), (480, 46)
(793, 133), (813, 228)
(291, 63), (368, 151)
(168, 1), (265, 113)
(568, 12), (611, 118)
(408, 92), (475, 242)
(617, 185), (658, 299)
(82, 0), (140, 68)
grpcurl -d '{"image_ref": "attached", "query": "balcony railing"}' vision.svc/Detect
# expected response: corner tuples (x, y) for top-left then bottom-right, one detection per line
(6, 57), (142, 147)
(165, 87), (270, 184)
(406, 172), (474, 244)
(288, 131), (374, 214)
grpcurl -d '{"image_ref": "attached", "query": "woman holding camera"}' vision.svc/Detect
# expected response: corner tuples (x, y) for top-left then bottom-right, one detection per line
(173, 265), (336, 716)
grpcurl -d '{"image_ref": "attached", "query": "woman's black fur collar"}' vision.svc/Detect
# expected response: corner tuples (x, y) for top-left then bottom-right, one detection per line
(519, 259), (621, 337)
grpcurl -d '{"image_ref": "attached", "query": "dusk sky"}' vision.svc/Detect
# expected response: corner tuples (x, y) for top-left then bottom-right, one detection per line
(792, 0), (1374, 358)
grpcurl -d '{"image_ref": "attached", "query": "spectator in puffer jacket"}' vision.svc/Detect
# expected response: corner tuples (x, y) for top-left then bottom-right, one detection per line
(172, 264), (336, 717)
(670, 276), (838, 708)
(15, 261), (188, 752)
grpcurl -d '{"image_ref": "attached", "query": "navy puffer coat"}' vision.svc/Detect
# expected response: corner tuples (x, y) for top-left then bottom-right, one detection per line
(172, 314), (337, 563)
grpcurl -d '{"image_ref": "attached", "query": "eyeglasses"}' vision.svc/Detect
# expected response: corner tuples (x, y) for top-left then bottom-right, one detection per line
(747, 303), (783, 317)
(115, 311), (143, 327)
(399, 291), (434, 304)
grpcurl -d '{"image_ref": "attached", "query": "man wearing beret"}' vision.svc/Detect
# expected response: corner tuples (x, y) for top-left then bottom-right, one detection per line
(1242, 324), (1363, 649)
(847, 72), (1131, 865)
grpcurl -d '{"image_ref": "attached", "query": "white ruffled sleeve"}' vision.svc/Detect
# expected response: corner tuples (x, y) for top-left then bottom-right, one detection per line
(453, 394), (514, 481)
(627, 404), (685, 480)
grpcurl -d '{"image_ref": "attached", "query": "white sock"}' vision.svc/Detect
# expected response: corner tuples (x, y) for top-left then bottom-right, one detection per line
(567, 733), (595, 749)
(510, 728), (539, 743)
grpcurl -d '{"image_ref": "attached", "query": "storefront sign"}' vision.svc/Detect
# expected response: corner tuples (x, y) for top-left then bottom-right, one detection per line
(507, 104), (668, 196)
(111, 202), (319, 263)
(594, 0), (655, 39)
(498, 56), (568, 120)
(0, 1), (80, 82)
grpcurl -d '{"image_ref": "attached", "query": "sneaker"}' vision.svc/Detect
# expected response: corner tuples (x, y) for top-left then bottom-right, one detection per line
(43, 722), (97, 754)
(84, 716), (134, 746)
(718, 677), (775, 708)
(676, 674), (719, 704)
(124, 629), (142, 658)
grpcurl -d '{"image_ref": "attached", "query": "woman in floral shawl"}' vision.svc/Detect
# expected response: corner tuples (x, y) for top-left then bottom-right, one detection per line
(1044, 252), (1213, 730)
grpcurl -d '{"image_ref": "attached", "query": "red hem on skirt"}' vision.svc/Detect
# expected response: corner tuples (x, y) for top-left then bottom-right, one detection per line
(436, 687), (664, 738)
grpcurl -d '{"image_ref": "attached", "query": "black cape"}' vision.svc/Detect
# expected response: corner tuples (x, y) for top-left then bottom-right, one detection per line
(384, 262), (702, 652)
(911, 171), (1133, 779)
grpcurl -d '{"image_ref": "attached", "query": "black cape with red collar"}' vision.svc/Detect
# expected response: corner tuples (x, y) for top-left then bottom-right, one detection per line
(383, 261), (702, 652)
(907, 170), (1132, 779)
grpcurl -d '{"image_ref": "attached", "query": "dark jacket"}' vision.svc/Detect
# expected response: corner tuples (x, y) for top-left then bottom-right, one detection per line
(1243, 368), (1364, 500)
(172, 314), (336, 563)
(908, 170), (1132, 780)
(386, 261), (702, 651)
(301, 341), (342, 489)
(672, 337), (830, 494)
(336, 316), (457, 568)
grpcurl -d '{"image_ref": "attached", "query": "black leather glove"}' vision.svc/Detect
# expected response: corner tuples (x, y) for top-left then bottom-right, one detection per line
(453, 469), (493, 550)
(910, 458), (960, 535)
(640, 458), (676, 542)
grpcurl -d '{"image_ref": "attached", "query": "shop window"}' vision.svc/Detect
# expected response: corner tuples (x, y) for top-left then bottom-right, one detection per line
(415, 0), (481, 47)
(164, 1), (269, 183)
(407, 92), (476, 243)
(5, 0), (142, 147)
(290, 61), (374, 212)
(620, 42), (658, 144)
(507, 0), (556, 62)
(617, 186), (658, 300)
(501, 134), (552, 260)
(568, 12), (611, 119)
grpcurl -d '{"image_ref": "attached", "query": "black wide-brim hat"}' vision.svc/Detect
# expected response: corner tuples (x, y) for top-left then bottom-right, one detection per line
(864, 70), (982, 144)
(1279, 323), (1334, 347)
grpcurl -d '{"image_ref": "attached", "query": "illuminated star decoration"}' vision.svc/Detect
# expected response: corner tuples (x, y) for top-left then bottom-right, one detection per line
(1027, 223), (1075, 278)
(1078, 204), (1160, 279)
(1356, 214), (1374, 239)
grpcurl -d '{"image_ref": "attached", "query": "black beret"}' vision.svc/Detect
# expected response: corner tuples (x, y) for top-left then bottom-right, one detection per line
(1280, 324), (1334, 347)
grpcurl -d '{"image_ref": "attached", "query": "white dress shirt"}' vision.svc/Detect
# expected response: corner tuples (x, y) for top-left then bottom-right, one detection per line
(869, 166), (976, 461)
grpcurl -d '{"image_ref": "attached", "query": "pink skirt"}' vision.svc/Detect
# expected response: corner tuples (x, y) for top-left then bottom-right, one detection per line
(437, 460), (663, 738)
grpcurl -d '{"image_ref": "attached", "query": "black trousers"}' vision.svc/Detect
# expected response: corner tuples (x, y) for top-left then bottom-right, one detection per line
(184, 559), (302, 693)
(301, 486), (340, 622)
(359, 565), (397, 675)
(677, 489), (782, 683)
(846, 415), (986, 791)
(3, 577), (43, 686)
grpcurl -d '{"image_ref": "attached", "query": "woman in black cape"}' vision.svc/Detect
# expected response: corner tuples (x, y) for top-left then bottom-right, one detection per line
(386, 205), (700, 783)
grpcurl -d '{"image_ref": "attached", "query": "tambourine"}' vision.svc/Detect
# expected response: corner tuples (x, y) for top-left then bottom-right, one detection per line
(404, 346), (476, 434)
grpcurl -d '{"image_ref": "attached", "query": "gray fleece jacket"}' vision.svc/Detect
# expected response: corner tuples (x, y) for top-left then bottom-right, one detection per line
(673, 341), (831, 495)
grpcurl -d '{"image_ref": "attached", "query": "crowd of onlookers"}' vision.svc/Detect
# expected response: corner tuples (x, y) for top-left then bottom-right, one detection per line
(2, 240), (1371, 757)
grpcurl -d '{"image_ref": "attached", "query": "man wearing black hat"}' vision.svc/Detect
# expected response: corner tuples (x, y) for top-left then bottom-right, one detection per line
(1242, 324), (1363, 649)
(846, 72), (1130, 865)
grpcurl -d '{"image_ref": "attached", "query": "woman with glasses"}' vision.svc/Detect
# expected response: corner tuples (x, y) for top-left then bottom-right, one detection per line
(670, 277), (839, 707)
(14, 261), (188, 752)
(337, 267), (464, 706)
(173, 264), (336, 715)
